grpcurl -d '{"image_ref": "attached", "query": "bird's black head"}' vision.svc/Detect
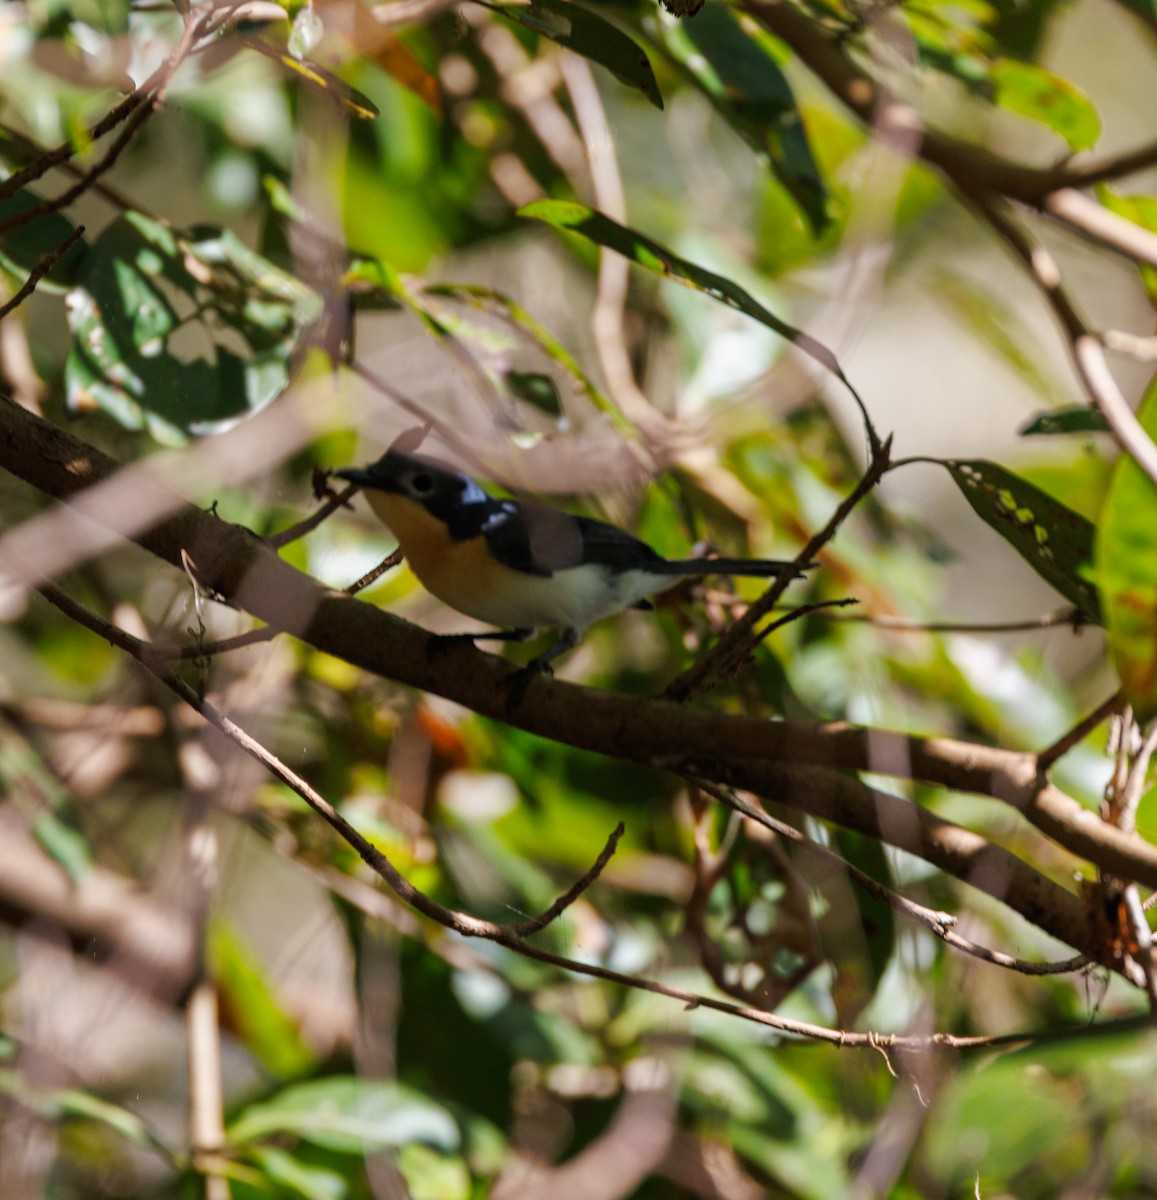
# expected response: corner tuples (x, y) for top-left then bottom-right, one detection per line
(336, 451), (490, 520)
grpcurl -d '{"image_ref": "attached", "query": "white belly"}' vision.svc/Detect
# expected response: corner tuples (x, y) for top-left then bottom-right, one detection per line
(452, 564), (669, 631)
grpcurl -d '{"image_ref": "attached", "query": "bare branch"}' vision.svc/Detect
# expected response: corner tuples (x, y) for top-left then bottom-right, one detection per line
(5, 399), (1157, 948)
(691, 778), (1091, 977)
(667, 436), (891, 702)
(1037, 693), (1124, 773)
(0, 226), (85, 323)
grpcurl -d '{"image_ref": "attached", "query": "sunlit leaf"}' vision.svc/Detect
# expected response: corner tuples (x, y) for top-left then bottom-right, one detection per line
(289, 6), (325, 60)
(241, 35), (380, 118)
(945, 458), (1100, 621)
(1096, 376), (1157, 718)
(485, 0), (663, 109)
(990, 59), (1100, 151)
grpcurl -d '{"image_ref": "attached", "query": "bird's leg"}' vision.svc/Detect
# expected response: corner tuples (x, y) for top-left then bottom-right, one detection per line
(504, 628), (579, 709)
(427, 628), (533, 659)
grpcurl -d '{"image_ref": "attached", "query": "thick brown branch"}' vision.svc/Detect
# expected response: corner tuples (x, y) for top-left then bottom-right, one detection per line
(3, 396), (1155, 957)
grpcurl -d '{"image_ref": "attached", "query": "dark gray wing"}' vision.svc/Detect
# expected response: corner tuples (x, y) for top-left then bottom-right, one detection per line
(482, 504), (664, 577)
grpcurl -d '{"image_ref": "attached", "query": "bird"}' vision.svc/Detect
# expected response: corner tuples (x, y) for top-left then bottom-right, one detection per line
(335, 449), (811, 699)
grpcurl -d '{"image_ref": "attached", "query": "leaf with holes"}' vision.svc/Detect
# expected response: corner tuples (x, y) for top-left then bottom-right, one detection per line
(1096, 377), (1157, 719)
(945, 459), (1100, 622)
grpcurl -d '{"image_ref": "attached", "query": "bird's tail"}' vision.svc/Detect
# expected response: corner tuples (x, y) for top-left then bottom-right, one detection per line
(651, 557), (814, 578)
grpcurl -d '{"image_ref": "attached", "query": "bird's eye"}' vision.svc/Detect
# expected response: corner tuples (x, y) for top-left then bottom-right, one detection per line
(409, 472), (435, 495)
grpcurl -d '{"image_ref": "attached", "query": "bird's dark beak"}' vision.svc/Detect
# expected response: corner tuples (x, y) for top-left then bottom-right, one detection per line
(334, 460), (401, 493)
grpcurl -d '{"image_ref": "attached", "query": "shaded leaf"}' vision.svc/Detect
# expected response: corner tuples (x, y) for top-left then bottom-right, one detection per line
(519, 199), (862, 405)
(0, 727), (90, 883)
(65, 212), (321, 443)
(674, 5), (828, 233)
(990, 59), (1100, 151)
(945, 458), (1100, 621)
(0, 1071), (170, 1155)
(485, 0), (663, 109)
(1096, 376), (1157, 718)
(504, 369), (563, 417)
(0, 183), (86, 290)
(1020, 407), (1110, 436)
(244, 1147), (348, 1200)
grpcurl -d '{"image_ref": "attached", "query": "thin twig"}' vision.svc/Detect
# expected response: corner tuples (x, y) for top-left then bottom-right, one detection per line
(1045, 189), (1157, 270)
(667, 436), (892, 702)
(18, 564), (1095, 1050)
(266, 481), (359, 549)
(970, 194), (1157, 490)
(0, 226), (85, 323)
(690, 778), (1091, 977)
(0, 94), (146, 206)
(508, 822), (626, 938)
(0, 11), (206, 239)
(149, 547), (405, 662)
(561, 53), (666, 438)
(1037, 692), (1124, 774)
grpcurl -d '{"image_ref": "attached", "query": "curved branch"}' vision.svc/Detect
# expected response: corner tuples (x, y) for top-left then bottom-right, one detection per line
(741, 0), (1157, 208)
(3, 396), (1155, 961)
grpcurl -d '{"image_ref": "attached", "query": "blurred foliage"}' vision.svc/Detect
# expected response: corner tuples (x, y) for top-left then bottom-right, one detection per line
(1, 0), (1157, 1196)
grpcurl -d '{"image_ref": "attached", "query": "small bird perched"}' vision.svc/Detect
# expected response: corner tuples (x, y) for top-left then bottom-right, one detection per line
(336, 449), (810, 694)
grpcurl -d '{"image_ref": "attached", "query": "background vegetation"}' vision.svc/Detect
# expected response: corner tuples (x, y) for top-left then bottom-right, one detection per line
(3, 0), (1157, 1194)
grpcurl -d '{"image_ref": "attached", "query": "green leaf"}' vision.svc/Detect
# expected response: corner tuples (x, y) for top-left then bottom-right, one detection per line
(1020, 407), (1110, 436)
(208, 921), (316, 1081)
(945, 459), (1100, 622)
(228, 1078), (460, 1153)
(244, 1148), (349, 1200)
(0, 727), (90, 883)
(486, 0), (663, 109)
(519, 200), (861, 403)
(673, 6), (828, 233)
(504, 370), (563, 417)
(65, 213), (321, 443)
(990, 59), (1100, 151)
(423, 282), (628, 429)
(0, 184), (86, 291)
(1096, 377), (1157, 719)
(241, 35), (380, 118)
(0, 1071), (170, 1155)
